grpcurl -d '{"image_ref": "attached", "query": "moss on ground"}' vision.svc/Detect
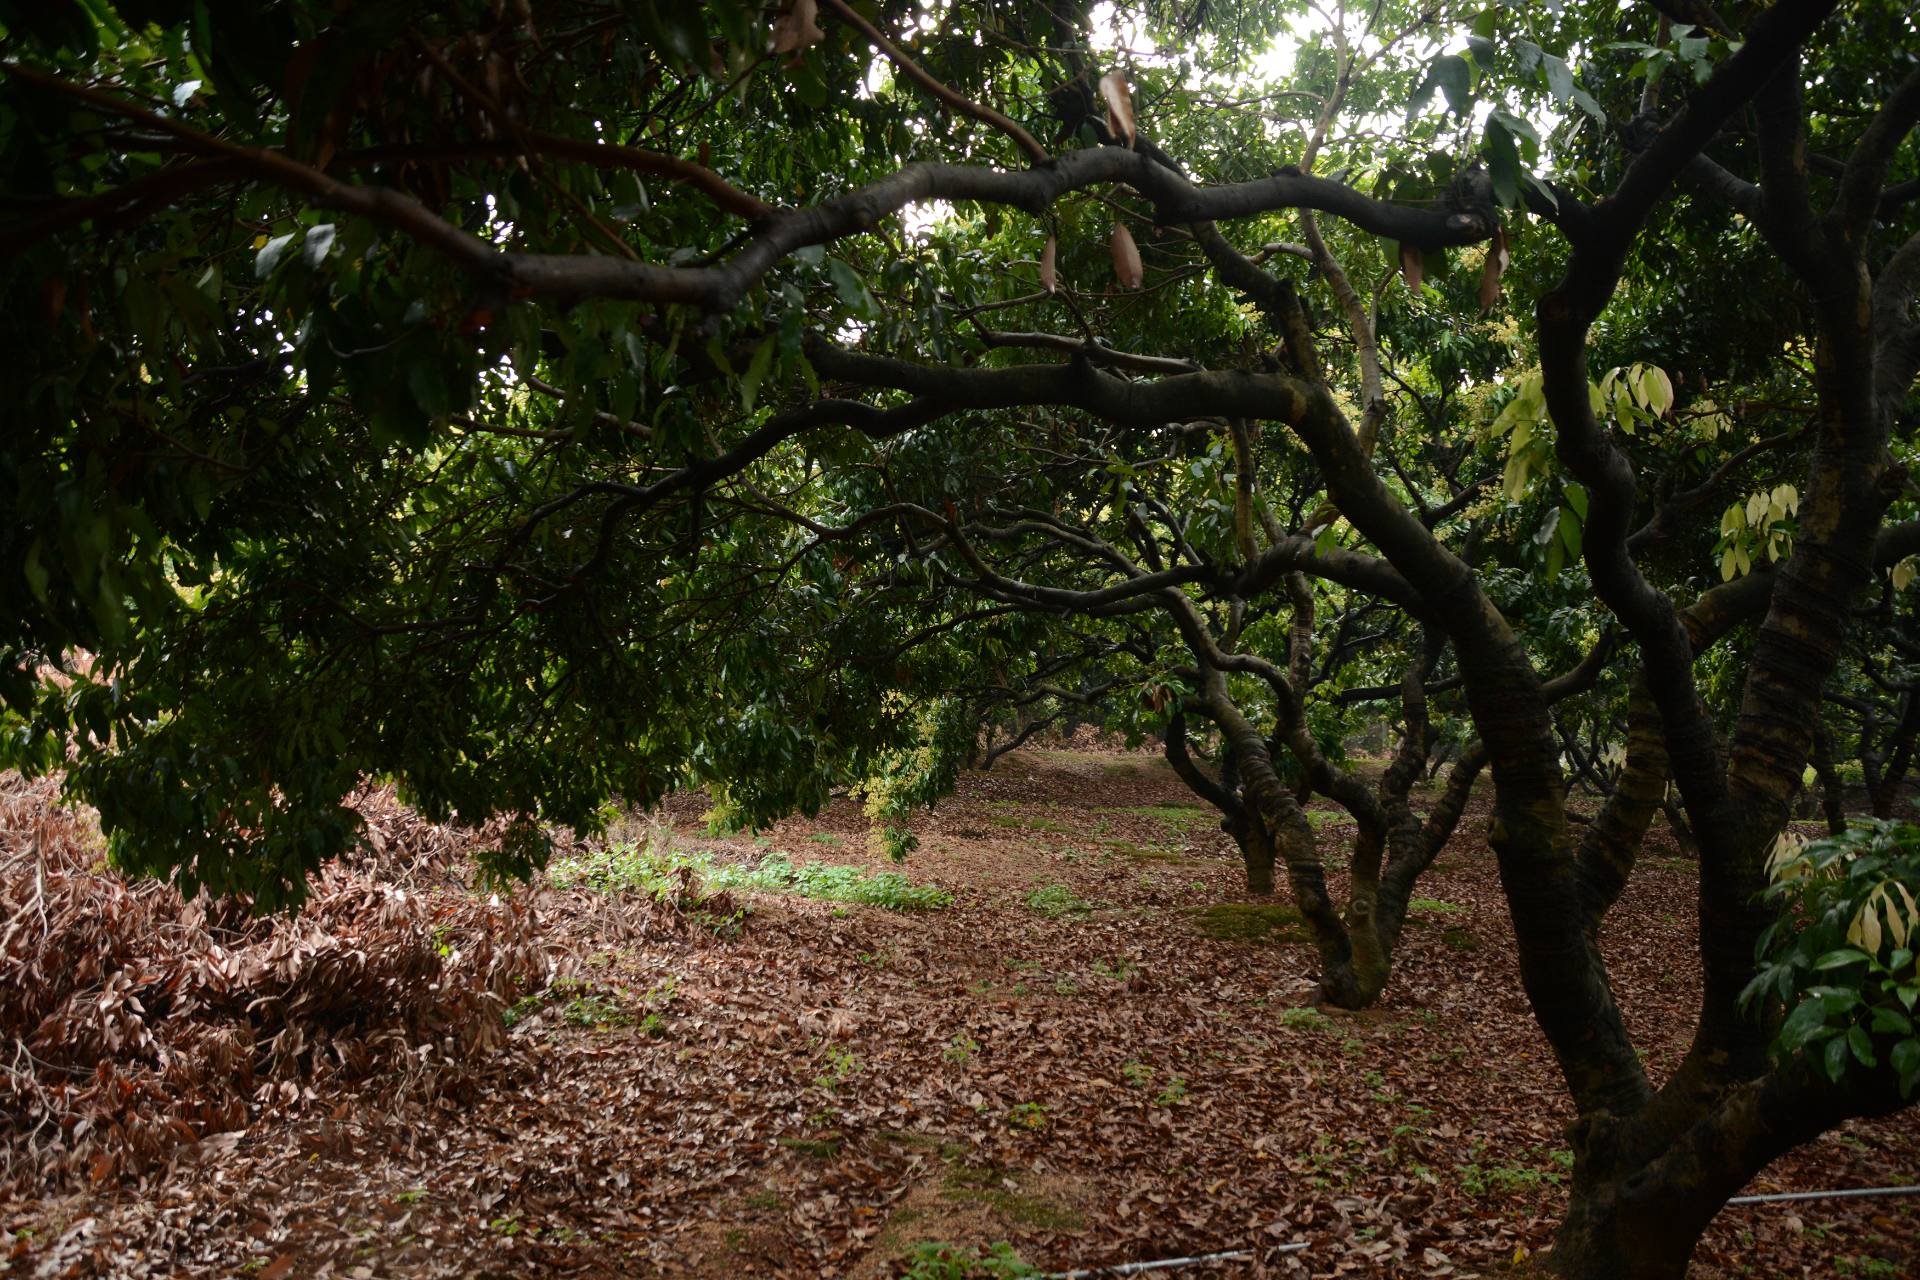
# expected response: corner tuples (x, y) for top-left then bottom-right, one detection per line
(1101, 839), (1196, 864)
(941, 1164), (1084, 1231)
(1187, 902), (1309, 944)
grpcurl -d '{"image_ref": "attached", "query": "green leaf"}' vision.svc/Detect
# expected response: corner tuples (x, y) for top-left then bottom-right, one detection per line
(1520, 172), (1560, 211)
(1488, 109), (1541, 159)
(406, 359), (451, 419)
(255, 232), (297, 279)
(1563, 482), (1589, 520)
(1870, 1007), (1914, 1036)
(1557, 506), (1583, 560)
(1541, 52), (1576, 105)
(1484, 117), (1521, 208)
(1823, 1030), (1851, 1082)
(1411, 54), (1473, 117)
(302, 223), (337, 270)
(739, 334), (776, 413)
(1812, 947), (1870, 971)
(22, 539), (50, 606)
(1777, 997), (1831, 1051)
(1893, 1038), (1920, 1097)
(1846, 1023), (1877, 1067)
(828, 259), (880, 320)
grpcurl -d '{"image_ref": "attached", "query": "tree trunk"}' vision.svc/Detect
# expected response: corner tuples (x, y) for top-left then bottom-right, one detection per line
(1810, 723), (1849, 833)
(1230, 814), (1276, 896)
(1546, 1186), (1701, 1280)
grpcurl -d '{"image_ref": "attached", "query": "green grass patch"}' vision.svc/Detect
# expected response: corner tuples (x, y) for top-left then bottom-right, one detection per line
(1187, 902), (1309, 944)
(1441, 925), (1481, 952)
(1408, 897), (1465, 914)
(1101, 839), (1195, 864)
(1103, 804), (1215, 829)
(551, 843), (952, 911)
(988, 813), (1072, 833)
(1025, 883), (1094, 919)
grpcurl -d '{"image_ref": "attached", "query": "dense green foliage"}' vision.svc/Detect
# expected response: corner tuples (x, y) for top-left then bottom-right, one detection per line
(3, 2), (1919, 1268)
(1752, 821), (1920, 1097)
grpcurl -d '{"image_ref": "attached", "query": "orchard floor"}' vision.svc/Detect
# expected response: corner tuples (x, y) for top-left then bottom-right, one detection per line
(5, 749), (1916, 1279)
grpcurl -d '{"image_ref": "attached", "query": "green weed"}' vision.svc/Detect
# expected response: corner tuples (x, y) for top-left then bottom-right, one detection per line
(900, 1242), (1037, 1280)
(1025, 883), (1093, 919)
(815, 1045), (861, 1091)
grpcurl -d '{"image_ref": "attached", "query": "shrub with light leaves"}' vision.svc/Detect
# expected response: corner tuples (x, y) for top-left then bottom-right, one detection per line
(1745, 822), (1920, 1096)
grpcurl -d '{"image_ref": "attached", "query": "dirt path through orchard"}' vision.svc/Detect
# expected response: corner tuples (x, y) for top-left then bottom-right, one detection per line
(4, 750), (1914, 1278)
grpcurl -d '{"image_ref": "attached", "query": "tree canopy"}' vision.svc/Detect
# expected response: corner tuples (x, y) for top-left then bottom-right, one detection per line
(3, 1), (1919, 1275)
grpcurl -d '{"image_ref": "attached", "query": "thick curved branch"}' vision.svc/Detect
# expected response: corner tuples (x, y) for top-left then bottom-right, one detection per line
(1833, 62), (1920, 241)
(2, 62), (1497, 314)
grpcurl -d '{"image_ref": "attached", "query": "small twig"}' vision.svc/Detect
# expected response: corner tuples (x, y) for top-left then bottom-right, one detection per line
(817, 0), (1049, 165)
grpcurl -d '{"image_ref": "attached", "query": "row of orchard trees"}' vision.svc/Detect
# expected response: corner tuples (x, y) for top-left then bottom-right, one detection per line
(2, 1), (1918, 1275)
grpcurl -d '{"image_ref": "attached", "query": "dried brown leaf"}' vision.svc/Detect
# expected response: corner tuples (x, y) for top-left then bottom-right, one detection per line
(770, 0), (824, 62)
(1477, 225), (1510, 311)
(1111, 223), (1143, 290)
(1099, 70), (1137, 148)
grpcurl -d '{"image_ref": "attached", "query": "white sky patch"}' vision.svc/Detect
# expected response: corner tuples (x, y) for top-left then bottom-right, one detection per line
(1088, 2), (1157, 57)
(902, 200), (956, 240)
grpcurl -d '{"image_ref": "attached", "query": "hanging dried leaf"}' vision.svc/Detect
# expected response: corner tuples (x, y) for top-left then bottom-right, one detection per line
(1110, 223), (1143, 289)
(1477, 225), (1510, 311)
(1399, 241), (1425, 294)
(770, 0), (824, 63)
(1099, 70), (1137, 148)
(1040, 235), (1058, 294)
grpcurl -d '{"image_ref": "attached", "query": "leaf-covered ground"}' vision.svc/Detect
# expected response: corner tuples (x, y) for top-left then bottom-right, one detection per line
(4, 751), (1915, 1278)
